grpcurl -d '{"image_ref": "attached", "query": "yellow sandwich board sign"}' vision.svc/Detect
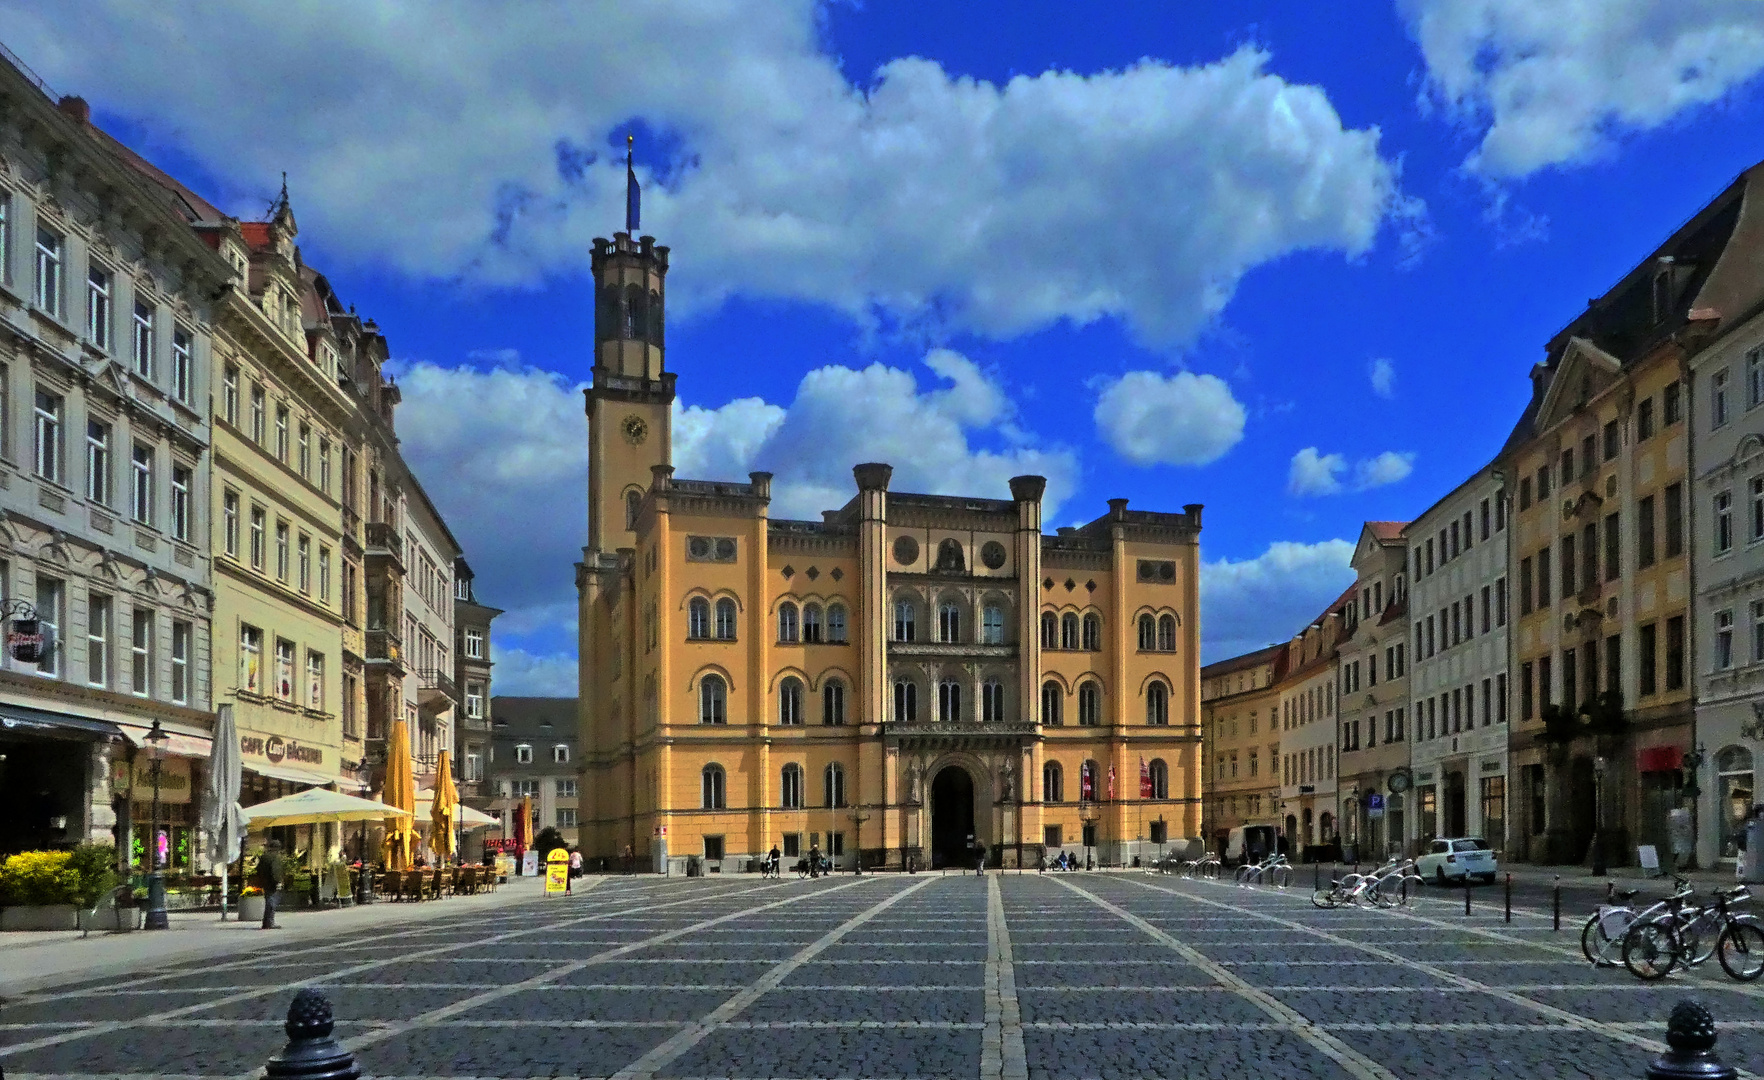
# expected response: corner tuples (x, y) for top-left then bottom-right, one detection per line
(545, 848), (569, 895)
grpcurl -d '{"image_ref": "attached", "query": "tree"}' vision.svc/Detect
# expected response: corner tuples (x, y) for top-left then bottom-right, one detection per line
(1537, 702), (1581, 748)
(532, 826), (569, 861)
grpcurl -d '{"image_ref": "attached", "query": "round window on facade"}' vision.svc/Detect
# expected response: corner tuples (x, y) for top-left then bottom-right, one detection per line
(715, 538), (737, 560)
(981, 541), (1007, 570)
(1159, 562), (1175, 582)
(689, 537), (712, 559)
(893, 535), (920, 566)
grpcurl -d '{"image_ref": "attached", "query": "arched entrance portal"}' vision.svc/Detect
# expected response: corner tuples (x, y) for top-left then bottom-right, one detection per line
(930, 767), (976, 869)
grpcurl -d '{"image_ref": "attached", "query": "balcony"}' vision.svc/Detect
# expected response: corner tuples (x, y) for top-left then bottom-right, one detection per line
(366, 522), (405, 572)
(416, 667), (459, 711)
(883, 719), (1038, 752)
(366, 628), (405, 675)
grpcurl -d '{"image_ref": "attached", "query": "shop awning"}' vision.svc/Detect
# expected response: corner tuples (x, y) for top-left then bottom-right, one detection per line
(0, 704), (123, 740)
(247, 761), (338, 787)
(118, 722), (213, 759)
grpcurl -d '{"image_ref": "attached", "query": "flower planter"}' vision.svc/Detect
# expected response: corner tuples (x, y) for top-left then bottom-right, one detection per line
(78, 905), (144, 932)
(1, 904), (80, 931)
(237, 895), (266, 922)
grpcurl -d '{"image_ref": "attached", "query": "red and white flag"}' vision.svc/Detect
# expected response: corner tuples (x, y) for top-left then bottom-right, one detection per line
(1108, 764), (1117, 800)
(1139, 757), (1151, 798)
(1080, 764), (1093, 801)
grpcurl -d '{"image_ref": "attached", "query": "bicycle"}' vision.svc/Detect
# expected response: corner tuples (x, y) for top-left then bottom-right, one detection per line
(1365, 860), (1423, 909)
(1313, 857), (1396, 909)
(1613, 878), (1698, 979)
(1579, 880), (1645, 967)
(1235, 854), (1291, 888)
(1624, 885), (1764, 982)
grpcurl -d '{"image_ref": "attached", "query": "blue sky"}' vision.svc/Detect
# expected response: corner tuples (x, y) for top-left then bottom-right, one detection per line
(9, 2), (1764, 691)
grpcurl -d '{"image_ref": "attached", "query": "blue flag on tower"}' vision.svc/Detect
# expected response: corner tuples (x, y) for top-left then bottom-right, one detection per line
(625, 134), (640, 234)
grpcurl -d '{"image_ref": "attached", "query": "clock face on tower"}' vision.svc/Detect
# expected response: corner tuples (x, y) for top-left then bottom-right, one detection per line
(621, 414), (648, 445)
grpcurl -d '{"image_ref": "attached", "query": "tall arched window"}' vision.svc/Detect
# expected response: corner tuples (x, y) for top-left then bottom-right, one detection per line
(623, 282), (645, 339)
(935, 539), (965, 572)
(894, 680), (918, 723)
(895, 600), (916, 642)
(1137, 614), (1156, 651)
(1082, 613), (1101, 651)
(779, 677), (803, 725)
(1040, 680), (1062, 726)
(647, 288), (663, 345)
(827, 604), (848, 643)
(1060, 613), (1079, 650)
(802, 603), (823, 643)
(714, 599), (737, 640)
(688, 597), (710, 640)
(1044, 761), (1063, 803)
(982, 677), (1005, 723)
(938, 680), (962, 723)
(701, 764), (726, 809)
(1150, 758), (1169, 799)
(1158, 614), (1177, 652)
(1040, 611), (1058, 649)
(781, 763), (804, 809)
(625, 490), (642, 530)
(1079, 759), (1098, 801)
(699, 675), (727, 725)
(823, 678), (846, 725)
(778, 602), (799, 643)
(1146, 681), (1170, 726)
(982, 604), (1005, 644)
(938, 602), (961, 643)
(824, 763), (846, 808)
(1078, 681), (1101, 726)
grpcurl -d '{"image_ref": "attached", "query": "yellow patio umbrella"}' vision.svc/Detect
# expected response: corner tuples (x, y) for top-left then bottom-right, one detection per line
(382, 717), (418, 870)
(431, 749), (459, 863)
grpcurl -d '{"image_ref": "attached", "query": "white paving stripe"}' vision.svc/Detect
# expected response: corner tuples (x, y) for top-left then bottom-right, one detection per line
(605, 878), (937, 1080)
(1049, 876), (1400, 1080)
(982, 875), (1028, 1080)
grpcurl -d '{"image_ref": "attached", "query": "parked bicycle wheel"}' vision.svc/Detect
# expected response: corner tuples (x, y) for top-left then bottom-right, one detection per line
(1621, 920), (1681, 981)
(1676, 909), (1723, 967)
(1311, 888), (1339, 909)
(1717, 920), (1764, 981)
(1581, 909), (1633, 966)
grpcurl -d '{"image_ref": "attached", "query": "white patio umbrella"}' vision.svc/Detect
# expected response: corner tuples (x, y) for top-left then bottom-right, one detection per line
(202, 704), (244, 920)
(242, 788), (413, 828)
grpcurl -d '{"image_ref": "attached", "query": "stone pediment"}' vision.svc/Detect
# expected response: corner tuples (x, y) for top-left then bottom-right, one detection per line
(1534, 337), (1624, 433)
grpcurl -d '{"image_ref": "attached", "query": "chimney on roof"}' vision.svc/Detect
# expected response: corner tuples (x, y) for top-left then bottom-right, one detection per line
(57, 96), (90, 125)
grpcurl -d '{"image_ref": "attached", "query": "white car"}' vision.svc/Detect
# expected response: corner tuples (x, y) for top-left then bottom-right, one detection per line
(1418, 837), (1498, 884)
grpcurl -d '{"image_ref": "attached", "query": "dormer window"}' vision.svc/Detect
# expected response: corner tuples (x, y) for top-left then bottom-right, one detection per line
(1652, 262), (1674, 323)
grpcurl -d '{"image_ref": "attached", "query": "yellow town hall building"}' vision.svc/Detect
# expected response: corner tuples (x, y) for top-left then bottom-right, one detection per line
(576, 225), (1205, 872)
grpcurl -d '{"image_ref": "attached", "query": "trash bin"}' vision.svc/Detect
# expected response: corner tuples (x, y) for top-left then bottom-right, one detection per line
(686, 856), (702, 878)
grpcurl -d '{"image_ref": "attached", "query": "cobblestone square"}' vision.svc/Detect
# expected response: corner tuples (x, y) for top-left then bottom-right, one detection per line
(3, 873), (1760, 1080)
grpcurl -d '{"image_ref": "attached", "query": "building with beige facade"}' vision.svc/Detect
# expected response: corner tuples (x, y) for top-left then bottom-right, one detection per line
(577, 223), (1204, 873)
(1336, 522), (1411, 861)
(1277, 589), (1350, 859)
(1198, 643), (1282, 855)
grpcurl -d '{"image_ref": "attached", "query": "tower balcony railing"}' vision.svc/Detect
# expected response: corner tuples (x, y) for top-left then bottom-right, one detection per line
(415, 667), (458, 711)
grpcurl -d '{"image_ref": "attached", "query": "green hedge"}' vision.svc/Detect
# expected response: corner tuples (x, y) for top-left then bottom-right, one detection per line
(0, 845), (119, 907)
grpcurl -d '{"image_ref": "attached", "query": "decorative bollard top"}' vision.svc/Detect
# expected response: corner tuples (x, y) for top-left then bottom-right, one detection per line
(263, 989), (361, 1080)
(1646, 999), (1736, 1080)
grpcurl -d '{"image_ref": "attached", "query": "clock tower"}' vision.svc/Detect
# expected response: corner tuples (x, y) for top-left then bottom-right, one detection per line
(584, 228), (674, 555)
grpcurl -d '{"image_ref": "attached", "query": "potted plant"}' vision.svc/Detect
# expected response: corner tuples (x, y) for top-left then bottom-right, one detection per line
(237, 885), (266, 923)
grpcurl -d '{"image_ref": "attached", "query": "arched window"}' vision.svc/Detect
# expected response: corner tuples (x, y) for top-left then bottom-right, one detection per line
(779, 677), (803, 725)
(1138, 614), (1156, 651)
(1078, 681), (1101, 726)
(781, 763), (804, 809)
(1146, 681), (1170, 726)
(894, 680), (918, 723)
(623, 282), (645, 339)
(1079, 759), (1098, 801)
(625, 489), (642, 531)
(824, 763), (846, 808)
(1040, 680), (1062, 726)
(935, 539), (964, 572)
(982, 677), (1005, 723)
(1060, 613), (1079, 650)
(894, 600), (916, 642)
(1082, 613), (1101, 651)
(701, 764), (726, 809)
(1149, 758), (1169, 799)
(802, 603), (823, 643)
(688, 597), (710, 640)
(938, 680), (962, 723)
(982, 604), (1005, 644)
(699, 675), (727, 725)
(1158, 614), (1177, 652)
(939, 602), (961, 643)
(1043, 761), (1063, 803)
(778, 603), (799, 643)
(596, 284), (619, 343)
(823, 678), (846, 725)
(1718, 745), (1755, 858)
(647, 288), (663, 345)
(1040, 611), (1058, 649)
(714, 598), (737, 640)
(827, 604), (848, 643)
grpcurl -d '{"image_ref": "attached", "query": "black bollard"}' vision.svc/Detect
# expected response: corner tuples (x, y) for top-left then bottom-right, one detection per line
(1465, 877), (1472, 916)
(1552, 876), (1561, 932)
(1314, 863), (1321, 890)
(1505, 873), (1512, 924)
(1645, 1000), (1737, 1080)
(263, 989), (361, 1080)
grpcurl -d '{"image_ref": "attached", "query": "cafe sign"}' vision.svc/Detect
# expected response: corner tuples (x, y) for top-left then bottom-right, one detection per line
(239, 733), (324, 766)
(110, 757), (192, 804)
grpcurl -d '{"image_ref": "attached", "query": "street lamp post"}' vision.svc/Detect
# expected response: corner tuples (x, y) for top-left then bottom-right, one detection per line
(1156, 814), (1166, 866)
(143, 720), (170, 931)
(849, 807), (871, 876)
(1080, 801), (1100, 871)
(1591, 755), (1608, 877)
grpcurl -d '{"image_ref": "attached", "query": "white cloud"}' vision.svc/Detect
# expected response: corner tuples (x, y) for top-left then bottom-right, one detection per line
(1403, 0), (1764, 178)
(1093, 371), (1247, 466)
(490, 646), (579, 698)
(1287, 447), (1414, 496)
(1368, 357), (1395, 399)
(1201, 539), (1356, 662)
(7, 4), (1410, 346)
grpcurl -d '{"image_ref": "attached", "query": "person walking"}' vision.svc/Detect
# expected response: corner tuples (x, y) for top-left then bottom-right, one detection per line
(768, 844), (781, 879)
(257, 839), (286, 930)
(568, 848), (582, 893)
(974, 841), (987, 877)
(808, 841), (822, 879)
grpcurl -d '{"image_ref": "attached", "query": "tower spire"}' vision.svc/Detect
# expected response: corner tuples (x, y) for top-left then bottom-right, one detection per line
(625, 132), (640, 234)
